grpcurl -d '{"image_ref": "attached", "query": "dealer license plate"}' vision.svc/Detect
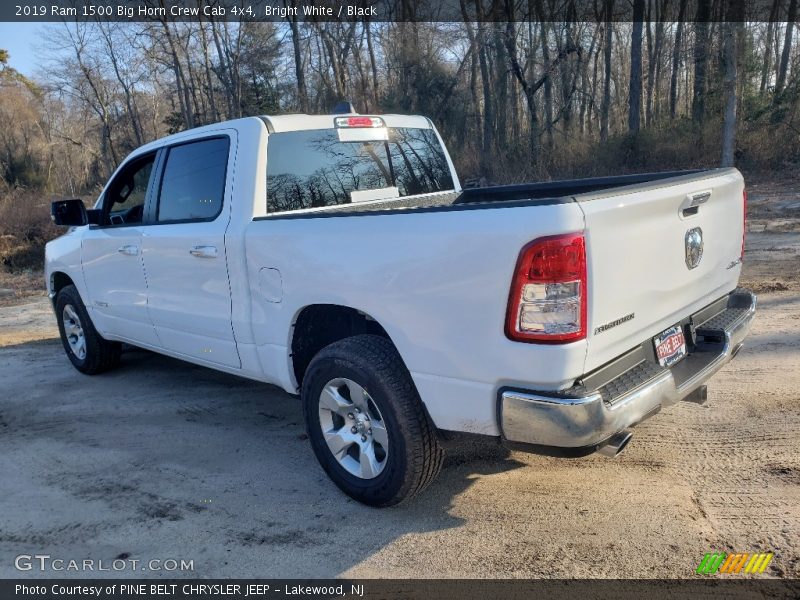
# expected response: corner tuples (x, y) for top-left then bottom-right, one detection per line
(653, 324), (687, 367)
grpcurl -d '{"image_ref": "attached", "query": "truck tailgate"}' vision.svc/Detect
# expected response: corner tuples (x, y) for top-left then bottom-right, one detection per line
(579, 168), (745, 372)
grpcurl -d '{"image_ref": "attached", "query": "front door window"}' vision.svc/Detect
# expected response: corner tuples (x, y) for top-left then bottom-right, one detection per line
(103, 155), (155, 226)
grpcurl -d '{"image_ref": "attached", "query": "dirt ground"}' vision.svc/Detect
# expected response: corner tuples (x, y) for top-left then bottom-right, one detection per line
(0, 179), (798, 579)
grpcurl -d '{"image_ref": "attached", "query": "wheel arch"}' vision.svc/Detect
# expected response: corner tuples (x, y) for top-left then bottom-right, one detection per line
(49, 271), (77, 305)
(290, 303), (401, 389)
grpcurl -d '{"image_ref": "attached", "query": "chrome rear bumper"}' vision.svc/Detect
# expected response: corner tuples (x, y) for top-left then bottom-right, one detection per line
(499, 289), (757, 453)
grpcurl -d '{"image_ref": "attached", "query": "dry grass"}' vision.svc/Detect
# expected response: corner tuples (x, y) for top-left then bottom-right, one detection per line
(0, 190), (58, 306)
(0, 269), (46, 306)
(0, 190), (58, 272)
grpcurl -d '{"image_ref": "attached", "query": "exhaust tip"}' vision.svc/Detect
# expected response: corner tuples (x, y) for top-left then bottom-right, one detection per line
(682, 385), (708, 405)
(597, 430), (633, 458)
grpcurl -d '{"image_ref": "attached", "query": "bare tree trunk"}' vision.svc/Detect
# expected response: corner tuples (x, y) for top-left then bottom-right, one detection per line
(198, 21), (220, 122)
(775, 0), (798, 102)
(181, 28), (205, 122)
(580, 27), (600, 135)
(460, 8), (483, 155)
(160, 20), (193, 129)
(555, 13), (576, 138)
(98, 24), (143, 146)
(649, 1), (666, 122)
(629, 0), (644, 132)
(760, 0), (780, 95)
(309, 29), (332, 107)
(600, 0), (614, 142)
(365, 21), (380, 109)
(722, 5), (744, 166)
(504, 0), (579, 164)
(590, 30), (601, 136)
(540, 19), (554, 146)
(209, 20), (241, 118)
(669, 0), (688, 119)
(510, 75), (520, 149)
(692, 0), (711, 124)
(320, 29), (346, 99)
(492, 23), (509, 150)
(685, 49), (692, 115)
(351, 29), (370, 111)
(721, 26), (737, 166)
(475, 0), (494, 174)
(320, 22), (357, 102)
(287, 7), (309, 112)
(504, 13), (539, 166)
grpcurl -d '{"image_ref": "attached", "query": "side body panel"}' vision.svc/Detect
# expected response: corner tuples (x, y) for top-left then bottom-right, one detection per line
(80, 225), (159, 345)
(45, 229), (88, 303)
(245, 203), (587, 435)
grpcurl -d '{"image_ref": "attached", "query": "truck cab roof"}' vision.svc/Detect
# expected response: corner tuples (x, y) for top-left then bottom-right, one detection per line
(134, 113), (435, 156)
(262, 113), (433, 132)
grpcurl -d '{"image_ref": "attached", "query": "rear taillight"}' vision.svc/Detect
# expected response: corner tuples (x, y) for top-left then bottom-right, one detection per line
(741, 188), (747, 261)
(505, 233), (587, 343)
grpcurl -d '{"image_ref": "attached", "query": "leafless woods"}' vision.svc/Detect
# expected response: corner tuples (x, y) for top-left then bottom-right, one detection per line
(2, 3), (800, 201)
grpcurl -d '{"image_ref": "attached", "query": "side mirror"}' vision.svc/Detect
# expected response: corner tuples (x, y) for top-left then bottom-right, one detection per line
(51, 199), (88, 226)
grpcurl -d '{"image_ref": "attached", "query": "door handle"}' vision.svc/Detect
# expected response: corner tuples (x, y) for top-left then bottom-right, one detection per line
(118, 245), (139, 256)
(189, 245), (218, 259)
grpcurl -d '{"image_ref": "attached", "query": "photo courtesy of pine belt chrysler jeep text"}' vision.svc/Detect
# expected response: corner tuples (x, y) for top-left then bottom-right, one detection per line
(46, 110), (756, 506)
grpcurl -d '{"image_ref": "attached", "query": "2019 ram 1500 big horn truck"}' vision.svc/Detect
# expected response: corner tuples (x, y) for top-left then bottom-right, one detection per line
(46, 113), (755, 506)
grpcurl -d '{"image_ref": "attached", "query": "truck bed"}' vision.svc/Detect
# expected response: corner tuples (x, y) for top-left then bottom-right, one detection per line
(264, 169), (710, 217)
(454, 169), (706, 203)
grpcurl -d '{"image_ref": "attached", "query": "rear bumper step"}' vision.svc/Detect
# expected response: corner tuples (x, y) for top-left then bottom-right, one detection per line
(499, 288), (756, 452)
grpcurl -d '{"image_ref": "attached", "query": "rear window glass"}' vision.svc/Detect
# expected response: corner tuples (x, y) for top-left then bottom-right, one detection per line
(266, 127), (454, 214)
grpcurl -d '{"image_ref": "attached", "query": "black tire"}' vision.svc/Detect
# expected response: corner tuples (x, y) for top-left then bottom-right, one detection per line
(55, 284), (121, 375)
(302, 334), (443, 507)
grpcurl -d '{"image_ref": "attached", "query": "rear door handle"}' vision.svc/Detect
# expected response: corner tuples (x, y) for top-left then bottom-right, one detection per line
(189, 245), (218, 259)
(118, 245), (139, 256)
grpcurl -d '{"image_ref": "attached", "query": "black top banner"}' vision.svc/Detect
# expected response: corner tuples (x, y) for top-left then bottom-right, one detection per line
(0, 0), (788, 23)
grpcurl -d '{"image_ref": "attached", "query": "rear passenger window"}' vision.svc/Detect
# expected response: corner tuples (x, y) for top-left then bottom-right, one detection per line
(157, 137), (229, 222)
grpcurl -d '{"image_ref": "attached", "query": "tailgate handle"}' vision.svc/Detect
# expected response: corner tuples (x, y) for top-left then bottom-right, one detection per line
(681, 190), (712, 217)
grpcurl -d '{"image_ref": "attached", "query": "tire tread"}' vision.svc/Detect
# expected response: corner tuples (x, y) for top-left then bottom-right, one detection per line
(56, 285), (121, 375)
(303, 334), (443, 506)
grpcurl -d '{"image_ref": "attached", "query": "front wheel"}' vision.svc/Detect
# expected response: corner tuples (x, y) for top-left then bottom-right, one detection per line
(302, 335), (443, 507)
(55, 285), (121, 374)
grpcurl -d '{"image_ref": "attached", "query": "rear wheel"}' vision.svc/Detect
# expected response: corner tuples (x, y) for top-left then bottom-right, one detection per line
(55, 285), (121, 374)
(302, 335), (443, 507)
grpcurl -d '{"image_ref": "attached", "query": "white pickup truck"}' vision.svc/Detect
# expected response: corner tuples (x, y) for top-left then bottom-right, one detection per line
(46, 112), (755, 506)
